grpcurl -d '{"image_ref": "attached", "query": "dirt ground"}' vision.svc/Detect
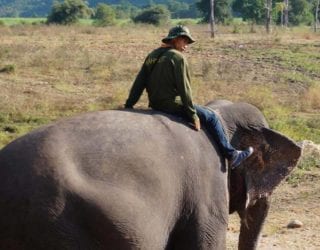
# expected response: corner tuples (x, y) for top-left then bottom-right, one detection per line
(227, 167), (320, 249)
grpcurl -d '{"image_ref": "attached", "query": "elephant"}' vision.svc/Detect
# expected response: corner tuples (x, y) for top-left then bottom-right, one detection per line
(0, 100), (301, 250)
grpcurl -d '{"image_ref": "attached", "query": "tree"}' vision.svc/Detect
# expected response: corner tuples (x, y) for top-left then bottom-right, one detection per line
(287, 0), (313, 25)
(133, 5), (171, 26)
(47, 0), (92, 25)
(113, 0), (139, 19)
(317, 0), (320, 31)
(266, 0), (272, 33)
(93, 3), (116, 26)
(166, 0), (189, 18)
(312, 0), (320, 31)
(232, 0), (266, 24)
(284, 0), (289, 26)
(197, 0), (232, 24)
(210, 0), (215, 37)
(275, 2), (285, 26)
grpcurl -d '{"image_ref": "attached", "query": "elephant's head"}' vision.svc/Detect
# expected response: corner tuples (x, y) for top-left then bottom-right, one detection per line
(206, 100), (302, 250)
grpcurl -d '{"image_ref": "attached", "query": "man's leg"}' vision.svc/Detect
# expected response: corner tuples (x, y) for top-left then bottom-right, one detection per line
(194, 105), (235, 159)
(194, 105), (253, 169)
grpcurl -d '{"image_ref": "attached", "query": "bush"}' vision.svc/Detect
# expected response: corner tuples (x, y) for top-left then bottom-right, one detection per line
(303, 85), (320, 109)
(133, 5), (171, 26)
(93, 3), (116, 27)
(47, 0), (92, 25)
(0, 65), (15, 74)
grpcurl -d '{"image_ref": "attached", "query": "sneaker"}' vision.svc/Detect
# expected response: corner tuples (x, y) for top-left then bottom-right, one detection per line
(230, 147), (254, 169)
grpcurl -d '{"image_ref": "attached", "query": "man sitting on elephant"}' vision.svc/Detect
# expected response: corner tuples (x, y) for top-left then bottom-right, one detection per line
(124, 25), (253, 169)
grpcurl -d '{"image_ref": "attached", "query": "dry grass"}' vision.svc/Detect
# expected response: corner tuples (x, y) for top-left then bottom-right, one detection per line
(0, 24), (319, 147)
(302, 85), (320, 110)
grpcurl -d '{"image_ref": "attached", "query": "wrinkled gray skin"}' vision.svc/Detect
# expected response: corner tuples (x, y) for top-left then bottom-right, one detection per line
(0, 100), (301, 250)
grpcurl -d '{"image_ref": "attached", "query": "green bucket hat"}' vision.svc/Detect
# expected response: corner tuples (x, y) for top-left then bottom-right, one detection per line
(162, 25), (195, 44)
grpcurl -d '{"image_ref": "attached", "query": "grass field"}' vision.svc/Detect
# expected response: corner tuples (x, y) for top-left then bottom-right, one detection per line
(0, 22), (319, 149)
(0, 17), (46, 25)
(0, 17), (95, 25)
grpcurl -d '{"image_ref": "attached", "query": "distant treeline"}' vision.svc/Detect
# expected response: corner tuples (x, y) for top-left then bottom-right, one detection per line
(0, 0), (198, 18)
(0, 0), (319, 26)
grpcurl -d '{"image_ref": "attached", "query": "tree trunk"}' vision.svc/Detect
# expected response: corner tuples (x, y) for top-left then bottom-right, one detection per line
(284, 0), (289, 27)
(210, 0), (215, 38)
(266, 0), (272, 33)
(315, 0), (320, 32)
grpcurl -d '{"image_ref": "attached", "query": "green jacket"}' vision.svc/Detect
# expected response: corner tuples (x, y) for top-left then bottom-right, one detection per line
(125, 47), (199, 122)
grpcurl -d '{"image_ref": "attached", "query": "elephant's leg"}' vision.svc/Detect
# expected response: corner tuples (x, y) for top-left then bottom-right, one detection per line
(238, 197), (270, 250)
(165, 213), (200, 250)
(198, 214), (228, 250)
(166, 208), (228, 250)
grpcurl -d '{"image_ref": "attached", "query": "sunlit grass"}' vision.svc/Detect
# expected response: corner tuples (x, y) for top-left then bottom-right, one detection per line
(0, 17), (95, 25)
(0, 23), (319, 148)
(0, 17), (45, 25)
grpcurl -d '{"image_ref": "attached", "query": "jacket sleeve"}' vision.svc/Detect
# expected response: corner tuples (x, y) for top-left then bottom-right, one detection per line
(125, 63), (148, 108)
(174, 56), (199, 122)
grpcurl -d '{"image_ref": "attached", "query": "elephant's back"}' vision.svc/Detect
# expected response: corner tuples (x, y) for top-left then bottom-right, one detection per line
(0, 108), (224, 181)
(49, 109), (214, 188)
(0, 109), (219, 196)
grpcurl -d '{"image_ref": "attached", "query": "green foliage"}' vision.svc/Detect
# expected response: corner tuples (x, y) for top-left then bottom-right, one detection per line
(133, 5), (171, 25)
(0, 0), (198, 19)
(170, 2), (200, 19)
(113, 1), (139, 19)
(0, 0), (318, 27)
(174, 18), (200, 26)
(289, 0), (314, 25)
(0, 0), (51, 17)
(232, 0), (265, 24)
(197, 0), (232, 24)
(232, 0), (315, 25)
(47, 0), (92, 25)
(166, 0), (188, 18)
(0, 17), (45, 25)
(93, 3), (116, 26)
(0, 0), (319, 27)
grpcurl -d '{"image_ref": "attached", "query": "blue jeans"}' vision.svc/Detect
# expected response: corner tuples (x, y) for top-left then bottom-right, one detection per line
(194, 105), (235, 159)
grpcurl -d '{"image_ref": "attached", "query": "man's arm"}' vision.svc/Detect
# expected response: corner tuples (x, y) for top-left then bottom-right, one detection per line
(174, 56), (200, 128)
(124, 63), (148, 108)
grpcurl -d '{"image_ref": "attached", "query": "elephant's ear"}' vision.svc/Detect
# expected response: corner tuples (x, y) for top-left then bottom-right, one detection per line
(239, 128), (302, 208)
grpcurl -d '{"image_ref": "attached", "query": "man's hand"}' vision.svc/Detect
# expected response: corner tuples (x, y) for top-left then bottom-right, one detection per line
(194, 119), (201, 131)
